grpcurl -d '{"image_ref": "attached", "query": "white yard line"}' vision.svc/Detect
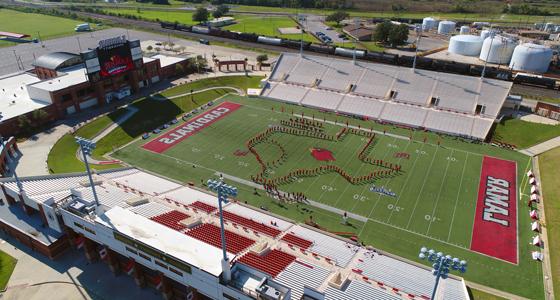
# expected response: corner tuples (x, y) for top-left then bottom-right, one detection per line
(347, 137), (397, 212)
(403, 146), (439, 228)
(384, 143), (427, 224)
(426, 149), (454, 236)
(446, 152), (469, 242)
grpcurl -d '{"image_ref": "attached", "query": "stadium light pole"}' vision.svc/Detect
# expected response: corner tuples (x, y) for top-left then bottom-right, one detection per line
(481, 28), (495, 79)
(412, 25), (422, 72)
(76, 136), (100, 207)
(419, 247), (467, 300)
(207, 178), (238, 282)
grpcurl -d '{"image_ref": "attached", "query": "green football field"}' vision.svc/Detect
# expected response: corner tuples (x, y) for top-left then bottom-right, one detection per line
(112, 94), (543, 298)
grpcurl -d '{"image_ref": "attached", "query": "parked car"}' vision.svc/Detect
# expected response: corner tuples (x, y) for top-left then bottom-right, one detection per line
(199, 38), (210, 45)
(153, 129), (161, 134)
(162, 124), (170, 129)
(170, 119), (179, 124)
(142, 133), (150, 140)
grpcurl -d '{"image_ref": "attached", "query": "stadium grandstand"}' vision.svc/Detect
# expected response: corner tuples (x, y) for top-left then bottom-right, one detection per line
(261, 53), (513, 140)
(0, 167), (469, 300)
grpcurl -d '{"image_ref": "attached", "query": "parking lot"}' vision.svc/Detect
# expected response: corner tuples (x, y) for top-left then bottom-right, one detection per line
(302, 14), (344, 43)
(0, 28), (267, 76)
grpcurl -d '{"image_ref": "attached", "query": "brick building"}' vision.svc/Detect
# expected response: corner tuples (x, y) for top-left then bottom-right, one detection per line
(0, 49), (190, 136)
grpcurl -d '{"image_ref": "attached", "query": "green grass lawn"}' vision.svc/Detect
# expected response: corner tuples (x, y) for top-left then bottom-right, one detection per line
(111, 94), (542, 298)
(102, 8), (195, 24)
(224, 15), (317, 42)
(540, 147), (560, 298)
(47, 109), (129, 173)
(0, 250), (16, 290)
(160, 75), (264, 98)
(468, 288), (507, 300)
(492, 117), (560, 149)
(0, 9), (88, 47)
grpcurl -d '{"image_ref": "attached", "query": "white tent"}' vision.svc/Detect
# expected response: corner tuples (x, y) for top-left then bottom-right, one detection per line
(527, 170), (534, 177)
(531, 185), (538, 194)
(529, 177), (536, 185)
(530, 210), (539, 220)
(532, 221), (540, 232)
(532, 235), (541, 246)
(531, 194), (539, 202)
(532, 251), (543, 261)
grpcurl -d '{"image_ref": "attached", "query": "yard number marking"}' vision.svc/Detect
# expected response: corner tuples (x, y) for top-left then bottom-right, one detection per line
(387, 204), (403, 212)
(321, 185), (336, 192)
(353, 194), (369, 202)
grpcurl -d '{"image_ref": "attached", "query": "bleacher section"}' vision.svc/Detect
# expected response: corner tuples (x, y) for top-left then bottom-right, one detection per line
(289, 225), (357, 267)
(324, 280), (400, 300)
(186, 223), (255, 254)
(238, 249), (296, 277)
(221, 211), (281, 238)
(129, 202), (173, 219)
(356, 253), (436, 297)
(275, 260), (332, 300)
(280, 233), (313, 250)
(150, 210), (190, 231)
(263, 53), (512, 140)
(189, 201), (216, 213)
(1, 167), (469, 300)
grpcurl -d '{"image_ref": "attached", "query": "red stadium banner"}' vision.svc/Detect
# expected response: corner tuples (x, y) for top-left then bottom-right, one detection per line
(143, 102), (242, 153)
(470, 156), (518, 264)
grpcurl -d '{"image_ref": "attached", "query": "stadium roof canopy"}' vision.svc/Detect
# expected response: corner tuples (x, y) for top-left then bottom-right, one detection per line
(262, 53), (513, 140)
(32, 52), (83, 71)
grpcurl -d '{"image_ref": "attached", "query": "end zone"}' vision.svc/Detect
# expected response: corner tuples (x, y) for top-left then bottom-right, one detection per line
(142, 102), (242, 153)
(471, 156), (518, 264)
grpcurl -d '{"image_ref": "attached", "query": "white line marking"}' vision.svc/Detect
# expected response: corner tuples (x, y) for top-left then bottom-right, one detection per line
(447, 152), (469, 241)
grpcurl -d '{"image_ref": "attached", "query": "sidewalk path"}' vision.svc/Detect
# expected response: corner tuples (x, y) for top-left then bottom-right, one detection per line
(520, 136), (560, 156)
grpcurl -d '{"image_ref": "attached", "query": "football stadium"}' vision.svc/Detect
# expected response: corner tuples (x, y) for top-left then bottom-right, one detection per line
(0, 42), (548, 299)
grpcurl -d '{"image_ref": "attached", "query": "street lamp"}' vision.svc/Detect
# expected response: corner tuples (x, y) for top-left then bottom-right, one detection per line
(418, 247), (467, 299)
(76, 136), (100, 207)
(207, 178), (238, 282)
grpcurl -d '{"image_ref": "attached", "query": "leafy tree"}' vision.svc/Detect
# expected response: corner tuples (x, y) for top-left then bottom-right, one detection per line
(256, 54), (269, 64)
(388, 23), (409, 47)
(213, 4), (230, 18)
(325, 11), (349, 26)
(373, 21), (392, 44)
(192, 7), (209, 24)
(17, 115), (32, 134)
(32, 109), (49, 123)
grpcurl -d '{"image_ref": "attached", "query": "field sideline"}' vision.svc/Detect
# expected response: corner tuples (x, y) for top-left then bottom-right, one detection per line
(112, 94), (543, 298)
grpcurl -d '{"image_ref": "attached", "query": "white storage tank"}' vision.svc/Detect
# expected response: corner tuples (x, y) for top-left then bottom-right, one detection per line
(422, 17), (438, 31)
(448, 35), (484, 56)
(479, 36), (516, 64)
(509, 43), (553, 73)
(480, 29), (491, 40)
(459, 25), (470, 35)
(438, 21), (456, 35)
(544, 23), (555, 32)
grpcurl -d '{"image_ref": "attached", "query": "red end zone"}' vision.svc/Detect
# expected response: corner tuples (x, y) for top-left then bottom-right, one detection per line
(142, 102), (242, 153)
(471, 156), (518, 264)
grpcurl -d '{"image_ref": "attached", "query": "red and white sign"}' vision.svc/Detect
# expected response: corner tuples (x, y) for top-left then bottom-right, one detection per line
(470, 156), (518, 264)
(142, 102), (242, 153)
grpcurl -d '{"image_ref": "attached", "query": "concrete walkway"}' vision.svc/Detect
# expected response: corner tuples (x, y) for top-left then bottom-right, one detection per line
(519, 136), (560, 157)
(150, 86), (245, 101)
(0, 231), (160, 300)
(75, 106), (139, 165)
